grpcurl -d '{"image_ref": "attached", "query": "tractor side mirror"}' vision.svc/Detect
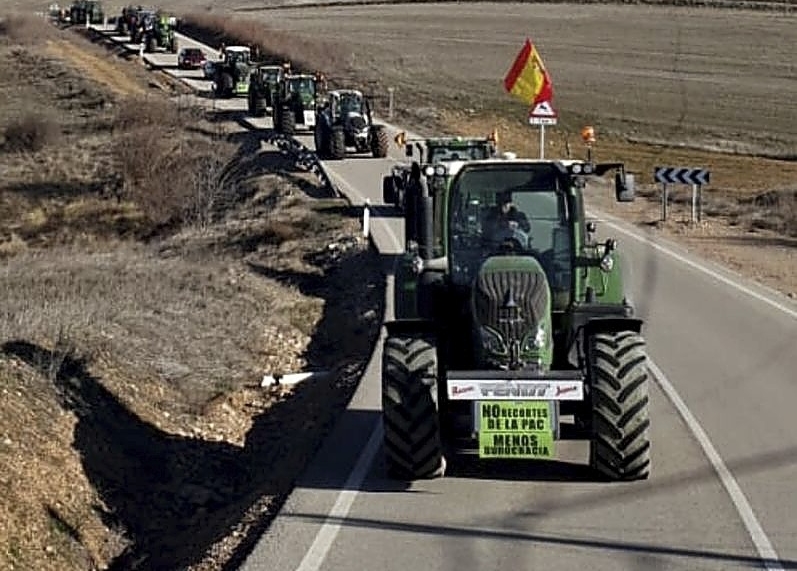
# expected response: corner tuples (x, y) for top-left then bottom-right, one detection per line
(586, 221), (597, 235)
(405, 144), (413, 157)
(615, 171), (635, 202)
(600, 238), (617, 272)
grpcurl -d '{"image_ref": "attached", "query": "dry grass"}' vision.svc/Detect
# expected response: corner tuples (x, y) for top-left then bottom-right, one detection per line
(0, 22), (385, 571)
(111, 96), (239, 229)
(0, 13), (58, 45)
(2, 112), (61, 152)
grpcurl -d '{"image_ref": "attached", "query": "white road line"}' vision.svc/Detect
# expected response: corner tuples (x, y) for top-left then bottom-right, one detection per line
(647, 360), (784, 571)
(591, 210), (797, 320)
(295, 417), (384, 571)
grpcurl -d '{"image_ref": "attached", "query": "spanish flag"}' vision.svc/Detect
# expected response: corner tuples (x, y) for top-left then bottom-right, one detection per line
(503, 38), (553, 106)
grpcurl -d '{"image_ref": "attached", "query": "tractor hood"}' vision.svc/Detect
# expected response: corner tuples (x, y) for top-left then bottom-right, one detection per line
(472, 255), (553, 370)
(345, 111), (368, 133)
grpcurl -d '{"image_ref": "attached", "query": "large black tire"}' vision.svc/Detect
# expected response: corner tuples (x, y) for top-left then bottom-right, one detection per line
(279, 108), (296, 136)
(169, 37), (177, 54)
(588, 330), (651, 481)
(314, 123), (329, 158)
(218, 72), (233, 98)
(382, 335), (445, 480)
(370, 125), (389, 158)
(248, 88), (266, 117)
(330, 126), (346, 160)
(146, 36), (156, 54)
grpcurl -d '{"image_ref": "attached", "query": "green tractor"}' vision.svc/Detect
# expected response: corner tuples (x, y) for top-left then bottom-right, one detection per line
(313, 89), (389, 160)
(380, 149), (650, 482)
(69, 0), (104, 25)
(247, 64), (285, 117)
(212, 46), (252, 98)
(272, 72), (319, 136)
(141, 12), (177, 53)
(383, 131), (499, 212)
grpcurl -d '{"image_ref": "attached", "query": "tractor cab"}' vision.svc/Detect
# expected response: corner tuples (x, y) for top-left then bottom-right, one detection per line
(223, 46), (251, 66)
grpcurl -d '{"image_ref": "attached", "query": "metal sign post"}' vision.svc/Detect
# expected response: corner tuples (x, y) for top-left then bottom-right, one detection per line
(387, 87), (395, 120)
(654, 167), (711, 223)
(528, 100), (557, 160)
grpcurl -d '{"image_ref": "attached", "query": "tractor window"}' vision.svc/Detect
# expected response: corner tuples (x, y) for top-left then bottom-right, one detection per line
(339, 93), (363, 115)
(290, 78), (316, 102)
(448, 165), (572, 299)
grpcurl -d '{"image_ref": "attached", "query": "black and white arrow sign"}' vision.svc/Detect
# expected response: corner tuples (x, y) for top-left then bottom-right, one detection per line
(654, 167), (710, 185)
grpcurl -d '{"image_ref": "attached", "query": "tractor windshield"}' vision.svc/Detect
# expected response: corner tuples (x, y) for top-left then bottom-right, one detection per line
(289, 77), (316, 104)
(448, 164), (573, 298)
(338, 92), (363, 115)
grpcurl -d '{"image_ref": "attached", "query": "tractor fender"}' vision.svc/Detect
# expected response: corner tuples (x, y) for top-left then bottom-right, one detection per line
(385, 319), (438, 337)
(582, 317), (643, 339)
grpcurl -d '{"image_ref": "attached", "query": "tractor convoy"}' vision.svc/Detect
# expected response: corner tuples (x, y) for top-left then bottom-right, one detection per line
(55, 18), (651, 482)
(202, 40), (652, 483)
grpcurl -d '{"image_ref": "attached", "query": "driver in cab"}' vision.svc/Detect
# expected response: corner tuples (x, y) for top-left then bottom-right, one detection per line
(484, 191), (531, 248)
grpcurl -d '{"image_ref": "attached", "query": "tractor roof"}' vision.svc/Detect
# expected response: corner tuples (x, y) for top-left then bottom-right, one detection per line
(442, 157), (609, 178)
(331, 89), (363, 96)
(426, 137), (492, 146)
(226, 46), (250, 53)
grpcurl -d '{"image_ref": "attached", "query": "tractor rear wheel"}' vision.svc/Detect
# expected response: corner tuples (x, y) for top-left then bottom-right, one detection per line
(330, 126), (346, 159)
(588, 330), (651, 481)
(218, 72), (233, 98)
(279, 107), (296, 136)
(382, 334), (445, 480)
(146, 36), (156, 53)
(314, 124), (329, 158)
(370, 125), (389, 158)
(249, 89), (265, 117)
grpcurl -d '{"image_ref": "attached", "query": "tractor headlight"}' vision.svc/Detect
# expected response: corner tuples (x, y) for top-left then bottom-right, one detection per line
(434, 164), (447, 176)
(522, 324), (547, 352)
(571, 164), (582, 174)
(600, 254), (614, 272)
(480, 326), (507, 356)
(423, 165), (435, 177)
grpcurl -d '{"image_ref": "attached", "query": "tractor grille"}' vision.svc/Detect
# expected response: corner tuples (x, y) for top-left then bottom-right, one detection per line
(349, 115), (367, 131)
(473, 269), (548, 342)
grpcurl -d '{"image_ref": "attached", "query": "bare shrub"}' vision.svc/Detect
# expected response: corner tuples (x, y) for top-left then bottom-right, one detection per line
(2, 112), (61, 153)
(112, 96), (238, 229)
(0, 14), (58, 46)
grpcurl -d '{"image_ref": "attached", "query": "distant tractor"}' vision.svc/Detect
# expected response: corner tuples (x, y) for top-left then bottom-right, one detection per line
(69, 0), (104, 25)
(141, 12), (177, 53)
(314, 89), (389, 160)
(380, 135), (650, 483)
(383, 132), (499, 211)
(248, 64), (285, 117)
(212, 46), (252, 98)
(271, 72), (320, 136)
(116, 4), (138, 34)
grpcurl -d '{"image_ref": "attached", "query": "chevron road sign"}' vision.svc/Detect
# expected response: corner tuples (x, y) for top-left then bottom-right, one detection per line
(655, 166), (711, 223)
(654, 166), (710, 185)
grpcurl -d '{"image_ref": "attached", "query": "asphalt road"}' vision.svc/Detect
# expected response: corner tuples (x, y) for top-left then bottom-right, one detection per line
(98, 27), (797, 571)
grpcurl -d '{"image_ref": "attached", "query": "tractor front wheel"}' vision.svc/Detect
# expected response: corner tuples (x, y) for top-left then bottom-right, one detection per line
(382, 334), (445, 480)
(330, 126), (346, 160)
(314, 124), (330, 158)
(370, 125), (389, 158)
(279, 107), (296, 136)
(146, 36), (156, 53)
(588, 330), (651, 481)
